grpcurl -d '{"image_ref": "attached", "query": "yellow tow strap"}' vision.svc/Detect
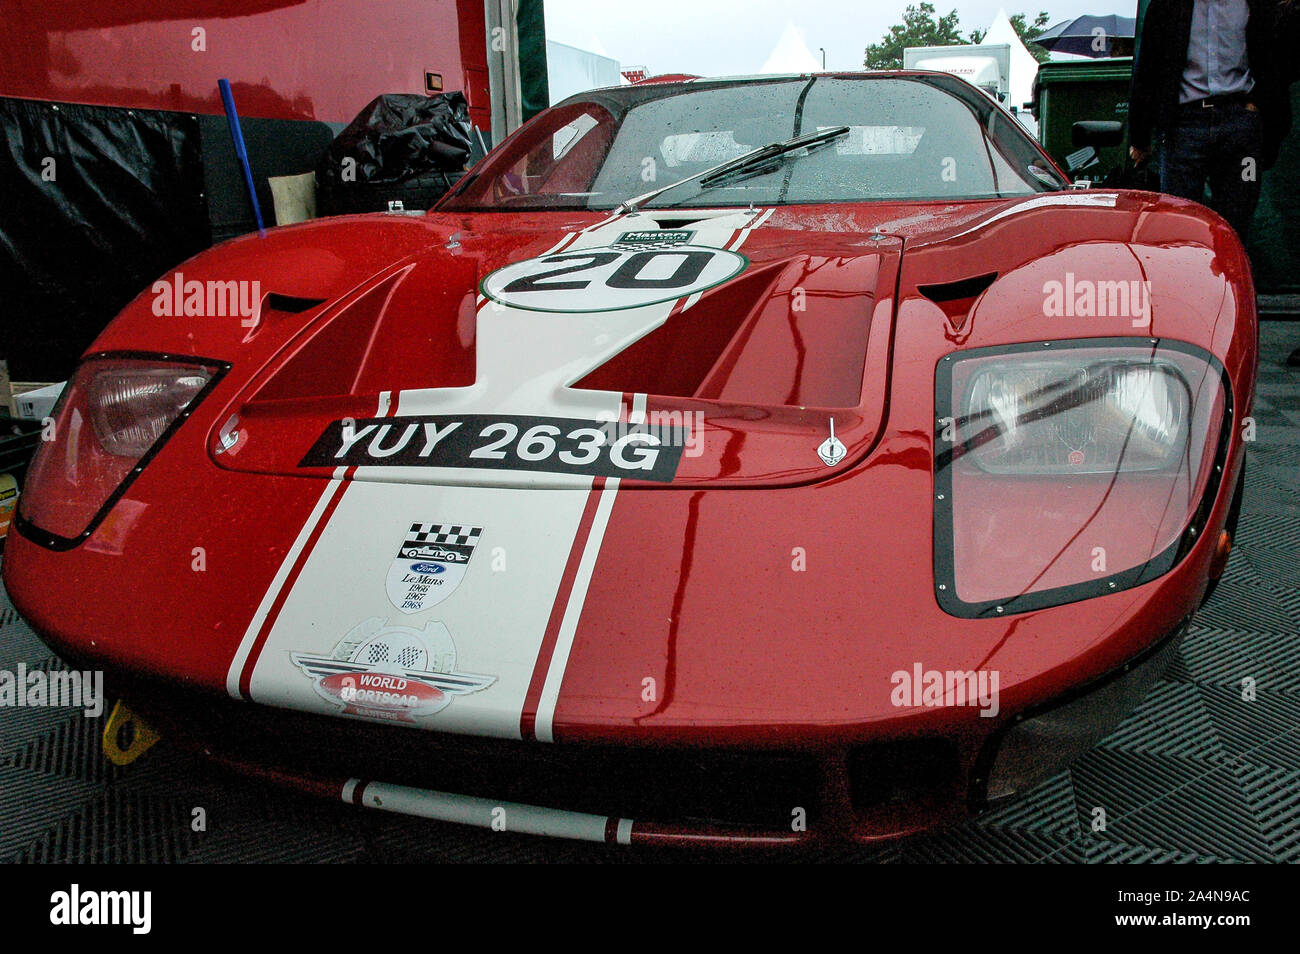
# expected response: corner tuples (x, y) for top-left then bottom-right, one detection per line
(101, 700), (161, 766)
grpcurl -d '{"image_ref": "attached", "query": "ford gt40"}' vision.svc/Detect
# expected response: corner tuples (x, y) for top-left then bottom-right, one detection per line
(3, 72), (1253, 848)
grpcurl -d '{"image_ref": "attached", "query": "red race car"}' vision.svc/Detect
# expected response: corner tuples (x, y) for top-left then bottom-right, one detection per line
(4, 73), (1251, 848)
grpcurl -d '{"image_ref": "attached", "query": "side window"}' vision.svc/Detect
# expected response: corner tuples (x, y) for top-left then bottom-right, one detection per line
(494, 108), (612, 199)
(553, 112), (599, 160)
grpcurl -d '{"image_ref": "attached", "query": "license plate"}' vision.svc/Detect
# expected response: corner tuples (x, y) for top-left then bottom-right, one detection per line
(299, 414), (685, 483)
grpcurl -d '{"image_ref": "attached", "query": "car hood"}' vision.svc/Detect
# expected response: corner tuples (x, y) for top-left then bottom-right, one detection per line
(188, 206), (900, 488)
(90, 192), (1174, 491)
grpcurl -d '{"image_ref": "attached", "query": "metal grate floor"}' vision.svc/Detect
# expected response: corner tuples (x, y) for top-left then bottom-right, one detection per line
(2, 323), (1298, 864)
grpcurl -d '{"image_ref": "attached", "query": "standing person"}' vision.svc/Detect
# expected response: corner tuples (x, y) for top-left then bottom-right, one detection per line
(1128, 0), (1289, 241)
(1277, 1), (1300, 366)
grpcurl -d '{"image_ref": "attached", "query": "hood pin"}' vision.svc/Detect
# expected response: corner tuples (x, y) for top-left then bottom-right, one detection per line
(817, 417), (846, 467)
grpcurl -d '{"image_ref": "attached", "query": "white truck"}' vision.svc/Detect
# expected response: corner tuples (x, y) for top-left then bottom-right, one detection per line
(902, 44), (1012, 104)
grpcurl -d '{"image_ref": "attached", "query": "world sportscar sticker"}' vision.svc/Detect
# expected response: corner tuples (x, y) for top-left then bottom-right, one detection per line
(291, 617), (495, 723)
(481, 243), (747, 312)
(300, 414), (685, 482)
(387, 522), (481, 613)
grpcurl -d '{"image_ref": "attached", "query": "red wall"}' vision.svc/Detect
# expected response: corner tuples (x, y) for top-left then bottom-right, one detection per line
(0, 0), (490, 126)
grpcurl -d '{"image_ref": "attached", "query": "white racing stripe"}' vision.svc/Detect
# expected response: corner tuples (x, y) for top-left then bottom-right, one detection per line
(533, 477), (620, 742)
(728, 207), (775, 249)
(225, 468), (347, 699)
(245, 478), (592, 737)
(231, 209), (772, 737)
(629, 392), (648, 425)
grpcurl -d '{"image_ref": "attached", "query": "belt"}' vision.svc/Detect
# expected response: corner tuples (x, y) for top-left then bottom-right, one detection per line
(1181, 92), (1252, 110)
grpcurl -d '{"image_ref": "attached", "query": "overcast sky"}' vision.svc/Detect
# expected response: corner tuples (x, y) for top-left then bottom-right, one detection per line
(544, 1), (1136, 75)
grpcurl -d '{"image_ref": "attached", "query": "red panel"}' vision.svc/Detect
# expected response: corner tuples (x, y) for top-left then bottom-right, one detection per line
(547, 194), (1258, 744)
(0, 0), (490, 125)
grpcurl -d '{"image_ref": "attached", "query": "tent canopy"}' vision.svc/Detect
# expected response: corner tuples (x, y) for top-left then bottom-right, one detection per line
(982, 8), (1041, 115)
(760, 23), (823, 74)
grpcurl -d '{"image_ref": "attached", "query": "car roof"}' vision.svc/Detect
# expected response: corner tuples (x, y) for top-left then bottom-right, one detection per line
(554, 70), (959, 107)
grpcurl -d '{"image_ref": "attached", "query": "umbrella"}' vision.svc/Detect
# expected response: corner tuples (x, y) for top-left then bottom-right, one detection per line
(1033, 15), (1137, 58)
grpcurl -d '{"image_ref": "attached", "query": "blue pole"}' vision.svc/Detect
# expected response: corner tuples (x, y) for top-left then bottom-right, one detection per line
(218, 78), (266, 235)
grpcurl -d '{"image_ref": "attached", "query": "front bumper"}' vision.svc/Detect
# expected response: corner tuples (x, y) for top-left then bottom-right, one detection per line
(117, 620), (1185, 848)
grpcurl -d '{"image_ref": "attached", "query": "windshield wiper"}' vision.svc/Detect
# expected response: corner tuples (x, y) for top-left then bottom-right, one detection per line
(615, 125), (850, 215)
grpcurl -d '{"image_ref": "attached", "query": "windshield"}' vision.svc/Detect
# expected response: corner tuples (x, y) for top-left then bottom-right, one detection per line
(440, 75), (1067, 212)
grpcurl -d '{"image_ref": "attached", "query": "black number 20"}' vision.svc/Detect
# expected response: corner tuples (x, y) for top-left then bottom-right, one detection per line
(501, 249), (713, 294)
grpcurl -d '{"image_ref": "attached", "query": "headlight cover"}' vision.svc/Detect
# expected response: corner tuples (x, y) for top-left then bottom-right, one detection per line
(17, 353), (227, 548)
(934, 338), (1231, 617)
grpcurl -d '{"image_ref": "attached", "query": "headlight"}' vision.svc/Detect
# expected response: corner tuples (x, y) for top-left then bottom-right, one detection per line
(88, 367), (213, 457)
(935, 339), (1230, 617)
(966, 359), (1189, 475)
(18, 355), (225, 547)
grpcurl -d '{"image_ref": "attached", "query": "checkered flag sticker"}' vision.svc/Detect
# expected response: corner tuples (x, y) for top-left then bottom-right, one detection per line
(406, 523), (483, 547)
(397, 523), (482, 564)
(388, 521), (484, 613)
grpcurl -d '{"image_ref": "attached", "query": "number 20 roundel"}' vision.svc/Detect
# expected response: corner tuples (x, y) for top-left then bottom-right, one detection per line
(481, 245), (748, 313)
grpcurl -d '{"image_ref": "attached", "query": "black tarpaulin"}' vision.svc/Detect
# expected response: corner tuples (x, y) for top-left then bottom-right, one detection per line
(315, 92), (472, 188)
(0, 97), (210, 381)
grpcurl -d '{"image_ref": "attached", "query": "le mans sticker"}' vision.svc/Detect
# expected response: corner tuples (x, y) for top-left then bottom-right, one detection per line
(387, 522), (482, 613)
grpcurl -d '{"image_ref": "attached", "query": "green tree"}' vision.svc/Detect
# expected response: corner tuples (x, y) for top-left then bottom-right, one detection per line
(863, 3), (967, 69)
(969, 12), (1053, 63)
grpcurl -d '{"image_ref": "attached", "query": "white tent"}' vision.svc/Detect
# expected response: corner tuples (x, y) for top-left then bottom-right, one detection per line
(760, 23), (823, 74)
(982, 8), (1040, 120)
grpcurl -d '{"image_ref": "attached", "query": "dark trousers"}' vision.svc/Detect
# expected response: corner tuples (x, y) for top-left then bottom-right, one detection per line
(1157, 101), (1264, 238)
